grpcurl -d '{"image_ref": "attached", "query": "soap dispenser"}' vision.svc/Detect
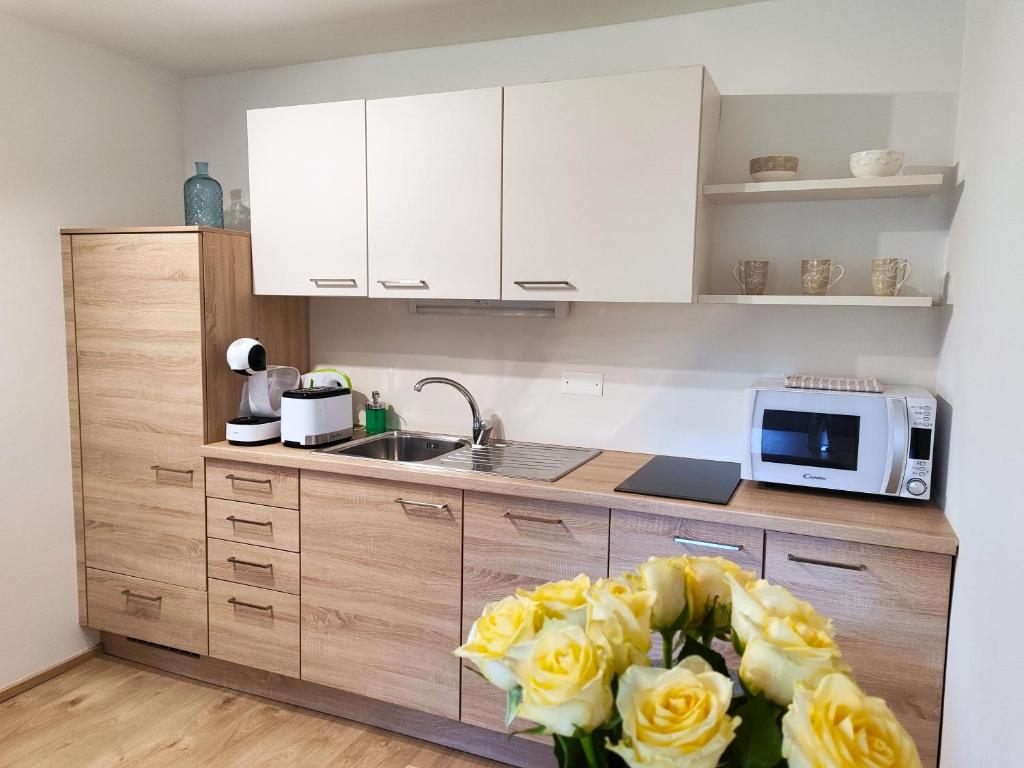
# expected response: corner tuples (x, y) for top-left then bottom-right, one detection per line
(365, 391), (387, 435)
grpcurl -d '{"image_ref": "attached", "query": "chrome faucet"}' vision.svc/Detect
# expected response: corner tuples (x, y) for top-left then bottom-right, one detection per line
(413, 377), (492, 446)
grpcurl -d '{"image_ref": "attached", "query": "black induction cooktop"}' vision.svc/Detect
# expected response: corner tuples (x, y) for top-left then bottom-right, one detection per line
(614, 455), (741, 505)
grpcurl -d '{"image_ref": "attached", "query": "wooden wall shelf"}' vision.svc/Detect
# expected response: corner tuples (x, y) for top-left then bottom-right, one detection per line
(702, 173), (945, 203)
(697, 294), (936, 307)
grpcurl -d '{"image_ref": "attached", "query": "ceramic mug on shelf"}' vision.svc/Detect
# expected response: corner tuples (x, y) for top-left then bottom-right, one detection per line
(871, 258), (912, 297)
(733, 260), (770, 295)
(801, 259), (845, 296)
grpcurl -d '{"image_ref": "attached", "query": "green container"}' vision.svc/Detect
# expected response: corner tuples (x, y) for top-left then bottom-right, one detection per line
(365, 391), (387, 435)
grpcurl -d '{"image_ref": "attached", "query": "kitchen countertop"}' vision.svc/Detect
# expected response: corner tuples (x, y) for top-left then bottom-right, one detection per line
(201, 441), (958, 556)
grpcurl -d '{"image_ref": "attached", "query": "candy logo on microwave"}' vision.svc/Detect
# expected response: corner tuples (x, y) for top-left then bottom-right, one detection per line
(803, 473), (828, 481)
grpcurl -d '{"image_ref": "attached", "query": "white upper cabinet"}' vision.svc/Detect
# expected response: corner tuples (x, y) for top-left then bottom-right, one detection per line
(367, 88), (502, 299)
(247, 100), (367, 296)
(502, 67), (716, 302)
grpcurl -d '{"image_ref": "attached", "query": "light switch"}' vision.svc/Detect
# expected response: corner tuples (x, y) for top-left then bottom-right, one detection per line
(561, 371), (603, 397)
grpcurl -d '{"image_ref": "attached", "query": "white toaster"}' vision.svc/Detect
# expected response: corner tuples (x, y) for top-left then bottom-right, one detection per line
(280, 386), (353, 448)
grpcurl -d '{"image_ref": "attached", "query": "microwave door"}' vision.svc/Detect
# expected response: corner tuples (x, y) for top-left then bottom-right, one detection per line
(884, 398), (909, 494)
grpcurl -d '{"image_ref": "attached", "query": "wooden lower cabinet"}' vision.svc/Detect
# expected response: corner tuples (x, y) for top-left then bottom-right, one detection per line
(609, 509), (764, 669)
(208, 578), (300, 678)
(86, 568), (208, 654)
(461, 492), (610, 736)
(764, 532), (951, 768)
(207, 538), (301, 595)
(299, 472), (463, 720)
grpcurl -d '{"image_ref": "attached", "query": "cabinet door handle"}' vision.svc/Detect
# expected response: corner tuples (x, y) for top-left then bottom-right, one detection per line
(673, 536), (743, 552)
(310, 278), (357, 288)
(395, 498), (450, 513)
(787, 554), (867, 572)
(227, 556), (273, 569)
(504, 511), (564, 525)
(225, 515), (273, 527)
(228, 597), (273, 612)
(224, 474), (272, 486)
(151, 465), (194, 476)
(122, 589), (162, 602)
(378, 279), (429, 289)
(513, 280), (576, 290)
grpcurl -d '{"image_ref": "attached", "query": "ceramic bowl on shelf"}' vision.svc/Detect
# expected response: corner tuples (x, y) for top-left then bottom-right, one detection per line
(850, 149), (905, 178)
(749, 155), (799, 181)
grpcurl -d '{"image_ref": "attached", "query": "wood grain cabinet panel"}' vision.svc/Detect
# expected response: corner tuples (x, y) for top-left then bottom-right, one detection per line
(86, 568), (208, 655)
(73, 234), (207, 590)
(207, 539), (300, 595)
(461, 492), (610, 736)
(208, 578), (300, 678)
(609, 510), (764, 669)
(206, 459), (299, 509)
(207, 498), (300, 552)
(764, 532), (952, 768)
(300, 472), (463, 720)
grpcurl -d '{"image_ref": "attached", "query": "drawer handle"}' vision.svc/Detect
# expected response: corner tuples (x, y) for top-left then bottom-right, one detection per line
(310, 278), (357, 288)
(787, 554), (867, 572)
(151, 465), (194, 476)
(227, 556), (273, 570)
(513, 280), (576, 290)
(504, 511), (564, 525)
(226, 515), (273, 528)
(378, 279), (429, 289)
(121, 589), (162, 602)
(395, 498), (451, 514)
(225, 474), (272, 487)
(228, 597), (274, 612)
(673, 536), (743, 552)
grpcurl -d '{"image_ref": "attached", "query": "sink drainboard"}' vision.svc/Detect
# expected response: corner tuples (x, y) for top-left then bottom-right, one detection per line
(439, 441), (601, 482)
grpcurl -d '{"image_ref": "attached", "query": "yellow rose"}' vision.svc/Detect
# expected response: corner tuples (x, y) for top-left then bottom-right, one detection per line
(727, 575), (833, 652)
(637, 557), (689, 631)
(727, 574), (846, 705)
(454, 595), (543, 690)
(684, 557), (755, 635)
(739, 616), (847, 706)
(585, 577), (656, 674)
(608, 656), (740, 768)
(782, 673), (922, 768)
(508, 622), (614, 736)
(516, 574), (591, 621)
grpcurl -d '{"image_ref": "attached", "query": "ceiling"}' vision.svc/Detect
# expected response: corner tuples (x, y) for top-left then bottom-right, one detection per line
(0, 0), (761, 77)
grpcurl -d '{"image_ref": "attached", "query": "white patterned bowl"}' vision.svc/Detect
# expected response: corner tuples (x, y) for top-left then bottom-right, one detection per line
(850, 149), (904, 178)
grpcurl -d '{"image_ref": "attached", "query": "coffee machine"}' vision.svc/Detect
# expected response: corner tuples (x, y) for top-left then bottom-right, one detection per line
(225, 338), (300, 445)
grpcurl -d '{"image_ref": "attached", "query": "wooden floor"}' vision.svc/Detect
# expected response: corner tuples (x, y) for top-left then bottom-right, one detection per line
(0, 657), (505, 767)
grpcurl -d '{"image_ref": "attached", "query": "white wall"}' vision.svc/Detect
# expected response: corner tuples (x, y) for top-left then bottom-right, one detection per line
(183, 0), (964, 456)
(937, 0), (1024, 764)
(0, 14), (183, 687)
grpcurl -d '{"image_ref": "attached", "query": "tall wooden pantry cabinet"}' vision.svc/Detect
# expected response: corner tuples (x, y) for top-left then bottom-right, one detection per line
(61, 227), (308, 650)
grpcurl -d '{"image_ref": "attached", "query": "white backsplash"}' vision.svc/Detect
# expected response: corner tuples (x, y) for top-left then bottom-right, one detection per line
(311, 298), (944, 460)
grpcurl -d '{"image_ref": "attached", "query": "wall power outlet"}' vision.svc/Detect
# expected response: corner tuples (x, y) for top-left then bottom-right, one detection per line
(561, 371), (604, 397)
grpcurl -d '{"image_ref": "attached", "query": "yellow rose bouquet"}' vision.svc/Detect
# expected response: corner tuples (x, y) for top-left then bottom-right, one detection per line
(456, 555), (922, 768)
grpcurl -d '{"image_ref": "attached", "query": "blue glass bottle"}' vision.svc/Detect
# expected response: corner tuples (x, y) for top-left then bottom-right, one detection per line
(183, 161), (224, 227)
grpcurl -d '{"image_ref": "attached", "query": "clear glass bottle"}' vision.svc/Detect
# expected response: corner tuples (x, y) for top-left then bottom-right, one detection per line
(223, 188), (251, 231)
(183, 161), (224, 227)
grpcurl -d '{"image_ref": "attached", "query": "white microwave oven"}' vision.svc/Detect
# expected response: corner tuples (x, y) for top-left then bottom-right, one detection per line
(741, 378), (936, 500)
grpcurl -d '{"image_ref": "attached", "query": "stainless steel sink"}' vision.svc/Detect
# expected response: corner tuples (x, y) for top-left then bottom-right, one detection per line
(314, 430), (601, 482)
(316, 431), (470, 463)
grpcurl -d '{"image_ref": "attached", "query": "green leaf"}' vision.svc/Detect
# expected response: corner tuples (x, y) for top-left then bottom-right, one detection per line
(507, 723), (547, 738)
(554, 734), (587, 768)
(676, 634), (729, 678)
(505, 686), (522, 728)
(725, 693), (786, 768)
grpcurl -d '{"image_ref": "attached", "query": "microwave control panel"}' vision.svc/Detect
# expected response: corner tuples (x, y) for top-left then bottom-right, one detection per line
(901, 396), (936, 499)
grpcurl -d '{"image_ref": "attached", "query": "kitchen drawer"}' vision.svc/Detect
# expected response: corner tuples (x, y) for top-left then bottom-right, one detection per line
(207, 498), (300, 552)
(207, 539), (300, 595)
(208, 578), (300, 678)
(461, 492), (610, 737)
(86, 568), (208, 655)
(301, 473), (463, 720)
(205, 459), (298, 510)
(764, 532), (952, 768)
